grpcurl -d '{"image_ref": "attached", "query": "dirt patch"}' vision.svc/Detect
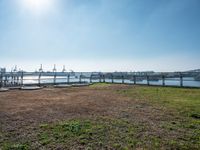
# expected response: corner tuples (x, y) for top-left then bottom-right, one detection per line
(0, 85), (130, 133)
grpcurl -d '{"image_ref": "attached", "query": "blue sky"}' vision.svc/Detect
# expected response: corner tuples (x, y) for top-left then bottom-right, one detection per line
(0, 0), (200, 72)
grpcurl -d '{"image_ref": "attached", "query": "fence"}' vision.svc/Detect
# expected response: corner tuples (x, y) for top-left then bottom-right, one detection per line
(0, 71), (200, 88)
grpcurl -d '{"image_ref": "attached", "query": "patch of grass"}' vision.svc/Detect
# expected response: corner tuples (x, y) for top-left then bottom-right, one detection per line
(37, 117), (199, 149)
(117, 86), (200, 149)
(39, 133), (51, 146)
(38, 117), (141, 149)
(118, 86), (200, 118)
(39, 124), (48, 129)
(0, 131), (29, 150)
(2, 143), (29, 150)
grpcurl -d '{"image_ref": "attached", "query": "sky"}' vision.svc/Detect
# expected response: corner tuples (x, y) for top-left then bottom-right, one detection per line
(0, 0), (200, 72)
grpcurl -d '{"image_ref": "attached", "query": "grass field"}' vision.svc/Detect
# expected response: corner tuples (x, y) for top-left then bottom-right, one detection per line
(0, 83), (200, 149)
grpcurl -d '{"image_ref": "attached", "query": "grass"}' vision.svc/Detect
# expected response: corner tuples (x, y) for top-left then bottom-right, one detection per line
(117, 86), (200, 118)
(37, 116), (200, 149)
(37, 117), (141, 149)
(117, 85), (200, 149)
(2, 143), (29, 150)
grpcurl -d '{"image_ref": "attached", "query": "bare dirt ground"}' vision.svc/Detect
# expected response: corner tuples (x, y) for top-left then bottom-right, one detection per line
(0, 84), (199, 149)
(0, 85), (131, 128)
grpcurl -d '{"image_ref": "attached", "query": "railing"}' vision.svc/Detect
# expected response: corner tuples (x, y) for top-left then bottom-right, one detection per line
(0, 72), (200, 88)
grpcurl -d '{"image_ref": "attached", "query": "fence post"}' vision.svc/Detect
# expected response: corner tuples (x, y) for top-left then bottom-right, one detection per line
(54, 72), (56, 85)
(5, 75), (7, 87)
(38, 72), (41, 86)
(103, 75), (105, 83)
(147, 75), (149, 86)
(0, 72), (2, 88)
(13, 74), (15, 85)
(14, 73), (16, 85)
(79, 75), (82, 83)
(12, 73), (14, 86)
(11, 72), (13, 86)
(67, 74), (70, 84)
(21, 72), (24, 86)
(111, 74), (114, 83)
(162, 75), (165, 86)
(99, 75), (101, 83)
(134, 75), (136, 84)
(90, 75), (92, 83)
(17, 73), (19, 86)
(180, 73), (183, 87)
(122, 75), (124, 84)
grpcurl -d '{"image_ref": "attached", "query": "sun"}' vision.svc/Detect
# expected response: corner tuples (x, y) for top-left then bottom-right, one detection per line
(20, 0), (54, 15)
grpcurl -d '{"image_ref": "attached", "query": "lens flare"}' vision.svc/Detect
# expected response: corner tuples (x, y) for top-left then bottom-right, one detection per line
(20, 0), (54, 15)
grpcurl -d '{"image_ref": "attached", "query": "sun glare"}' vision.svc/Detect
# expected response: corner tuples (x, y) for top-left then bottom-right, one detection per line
(20, 0), (54, 15)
